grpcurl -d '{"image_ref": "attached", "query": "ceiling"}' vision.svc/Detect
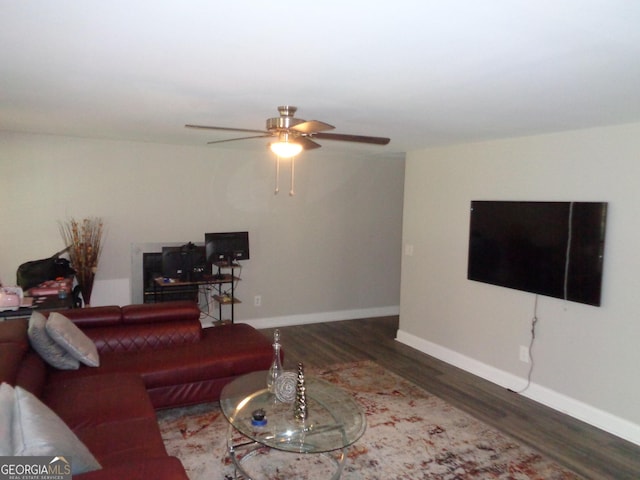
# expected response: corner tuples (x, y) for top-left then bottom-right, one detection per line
(1, 1), (639, 156)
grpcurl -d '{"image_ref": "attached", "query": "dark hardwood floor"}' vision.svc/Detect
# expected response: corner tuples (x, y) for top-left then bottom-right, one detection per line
(259, 316), (640, 480)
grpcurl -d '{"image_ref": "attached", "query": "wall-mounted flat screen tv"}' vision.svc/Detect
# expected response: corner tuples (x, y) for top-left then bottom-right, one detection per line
(204, 231), (250, 265)
(467, 201), (607, 306)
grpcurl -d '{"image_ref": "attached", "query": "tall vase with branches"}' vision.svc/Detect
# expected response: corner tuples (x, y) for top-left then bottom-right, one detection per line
(59, 217), (104, 307)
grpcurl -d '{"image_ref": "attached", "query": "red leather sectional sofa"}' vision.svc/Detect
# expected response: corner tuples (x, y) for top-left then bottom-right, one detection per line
(0, 301), (274, 479)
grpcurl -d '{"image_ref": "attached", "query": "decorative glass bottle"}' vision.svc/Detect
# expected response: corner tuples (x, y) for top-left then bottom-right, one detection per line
(267, 329), (282, 393)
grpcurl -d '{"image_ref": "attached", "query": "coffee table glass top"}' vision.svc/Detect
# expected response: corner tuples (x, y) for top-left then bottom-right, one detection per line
(220, 371), (366, 454)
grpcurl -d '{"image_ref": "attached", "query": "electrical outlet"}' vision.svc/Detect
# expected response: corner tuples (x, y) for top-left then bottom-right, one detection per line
(519, 345), (530, 363)
(254, 295), (262, 307)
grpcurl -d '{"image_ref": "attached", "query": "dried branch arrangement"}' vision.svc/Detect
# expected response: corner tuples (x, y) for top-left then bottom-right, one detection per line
(59, 217), (104, 305)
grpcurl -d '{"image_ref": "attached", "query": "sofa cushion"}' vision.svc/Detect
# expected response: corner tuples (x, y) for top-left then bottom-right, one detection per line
(85, 320), (202, 354)
(14, 351), (47, 398)
(0, 317), (29, 344)
(0, 382), (14, 455)
(121, 301), (200, 324)
(44, 373), (155, 431)
(12, 385), (101, 474)
(52, 324), (270, 384)
(56, 305), (122, 328)
(0, 343), (28, 385)
(75, 417), (169, 466)
(46, 312), (100, 367)
(28, 311), (80, 370)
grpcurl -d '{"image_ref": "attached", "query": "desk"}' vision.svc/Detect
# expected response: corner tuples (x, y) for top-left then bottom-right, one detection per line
(153, 270), (240, 323)
(0, 295), (74, 320)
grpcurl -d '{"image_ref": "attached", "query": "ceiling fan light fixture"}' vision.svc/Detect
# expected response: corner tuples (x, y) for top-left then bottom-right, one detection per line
(270, 139), (302, 158)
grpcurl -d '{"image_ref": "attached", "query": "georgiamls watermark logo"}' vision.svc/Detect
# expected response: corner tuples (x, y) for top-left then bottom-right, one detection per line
(0, 456), (71, 480)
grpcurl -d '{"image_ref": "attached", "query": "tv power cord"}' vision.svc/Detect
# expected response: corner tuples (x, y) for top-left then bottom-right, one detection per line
(509, 294), (538, 395)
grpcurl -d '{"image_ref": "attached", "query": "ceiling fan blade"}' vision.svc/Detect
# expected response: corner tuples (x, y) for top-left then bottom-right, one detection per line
(291, 120), (335, 134)
(206, 134), (273, 145)
(296, 136), (322, 150)
(313, 132), (390, 145)
(186, 124), (268, 135)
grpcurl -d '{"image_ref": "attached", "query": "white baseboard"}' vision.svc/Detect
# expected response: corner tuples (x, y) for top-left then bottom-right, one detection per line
(396, 329), (640, 447)
(240, 305), (400, 329)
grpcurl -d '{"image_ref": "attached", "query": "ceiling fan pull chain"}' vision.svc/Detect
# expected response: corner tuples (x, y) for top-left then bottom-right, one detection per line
(290, 156), (295, 196)
(274, 156), (280, 195)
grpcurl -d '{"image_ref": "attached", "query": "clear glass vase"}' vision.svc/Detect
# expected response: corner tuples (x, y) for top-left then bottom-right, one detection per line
(267, 329), (282, 393)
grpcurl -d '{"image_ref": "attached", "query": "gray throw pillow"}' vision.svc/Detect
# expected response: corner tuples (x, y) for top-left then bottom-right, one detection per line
(27, 311), (79, 370)
(46, 312), (100, 367)
(12, 386), (101, 474)
(0, 382), (14, 456)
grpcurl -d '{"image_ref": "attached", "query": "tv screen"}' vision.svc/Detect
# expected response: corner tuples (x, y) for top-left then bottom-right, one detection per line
(467, 201), (607, 306)
(204, 231), (250, 264)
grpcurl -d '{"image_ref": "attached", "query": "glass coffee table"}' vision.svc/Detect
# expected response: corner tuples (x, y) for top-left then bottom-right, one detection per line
(220, 370), (366, 480)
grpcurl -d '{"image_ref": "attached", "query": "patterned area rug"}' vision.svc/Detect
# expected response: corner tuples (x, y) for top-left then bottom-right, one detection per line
(158, 361), (582, 479)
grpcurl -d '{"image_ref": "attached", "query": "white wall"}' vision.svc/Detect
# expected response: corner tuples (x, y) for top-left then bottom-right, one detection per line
(398, 122), (640, 445)
(0, 132), (404, 322)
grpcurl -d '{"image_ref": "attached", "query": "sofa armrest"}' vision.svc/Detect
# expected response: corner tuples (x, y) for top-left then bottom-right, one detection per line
(73, 457), (188, 480)
(84, 319), (202, 354)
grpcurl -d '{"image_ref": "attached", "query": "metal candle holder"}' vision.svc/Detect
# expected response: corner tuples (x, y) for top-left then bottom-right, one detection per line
(293, 362), (308, 422)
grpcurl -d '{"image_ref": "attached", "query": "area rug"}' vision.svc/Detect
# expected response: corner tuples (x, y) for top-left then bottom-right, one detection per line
(158, 361), (582, 479)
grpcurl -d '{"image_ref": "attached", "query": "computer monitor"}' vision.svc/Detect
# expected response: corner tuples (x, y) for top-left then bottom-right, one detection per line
(161, 243), (206, 281)
(204, 231), (250, 266)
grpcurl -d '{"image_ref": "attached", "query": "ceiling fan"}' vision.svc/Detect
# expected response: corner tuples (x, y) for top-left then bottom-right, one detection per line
(186, 106), (390, 196)
(185, 105), (391, 155)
